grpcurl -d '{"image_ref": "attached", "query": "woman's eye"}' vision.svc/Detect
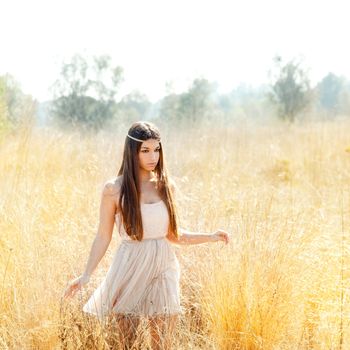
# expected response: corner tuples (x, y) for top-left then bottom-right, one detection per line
(142, 149), (160, 153)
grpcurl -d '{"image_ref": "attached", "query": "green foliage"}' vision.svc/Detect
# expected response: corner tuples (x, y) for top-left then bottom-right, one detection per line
(0, 79), (10, 135)
(179, 78), (215, 121)
(159, 78), (215, 124)
(220, 84), (273, 122)
(115, 91), (151, 125)
(0, 74), (36, 137)
(269, 56), (312, 122)
(50, 54), (123, 131)
(316, 73), (346, 116)
(158, 92), (181, 123)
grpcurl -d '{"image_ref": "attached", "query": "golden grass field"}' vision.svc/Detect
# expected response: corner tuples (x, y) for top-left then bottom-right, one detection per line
(0, 117), (349, 349)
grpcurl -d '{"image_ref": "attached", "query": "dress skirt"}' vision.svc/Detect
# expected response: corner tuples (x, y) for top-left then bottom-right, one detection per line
(82, 237), (183, 322)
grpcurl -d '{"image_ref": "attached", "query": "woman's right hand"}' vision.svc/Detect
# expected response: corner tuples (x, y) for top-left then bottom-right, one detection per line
(63, 273), (90, 299)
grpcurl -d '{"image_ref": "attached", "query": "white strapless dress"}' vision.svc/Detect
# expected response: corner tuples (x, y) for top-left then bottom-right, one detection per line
(82, 200), (183, 322)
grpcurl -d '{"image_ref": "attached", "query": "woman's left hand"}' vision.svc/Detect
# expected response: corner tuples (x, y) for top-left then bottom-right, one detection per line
(212, 229), (230, 245)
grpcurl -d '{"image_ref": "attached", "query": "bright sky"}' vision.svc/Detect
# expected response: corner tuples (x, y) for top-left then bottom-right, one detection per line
(1, 0), (349, 102)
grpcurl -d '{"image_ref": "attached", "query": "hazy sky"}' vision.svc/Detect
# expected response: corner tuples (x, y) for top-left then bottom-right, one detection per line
(1, 0), (349, 102)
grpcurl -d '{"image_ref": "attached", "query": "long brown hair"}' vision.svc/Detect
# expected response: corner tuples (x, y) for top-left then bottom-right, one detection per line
(117, 121), (179, 241)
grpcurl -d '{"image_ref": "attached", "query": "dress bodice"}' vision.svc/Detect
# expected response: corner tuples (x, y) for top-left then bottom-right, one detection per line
(114, 200), (169, 241)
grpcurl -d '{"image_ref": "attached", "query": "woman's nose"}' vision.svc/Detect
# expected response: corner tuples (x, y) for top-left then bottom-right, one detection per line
(151, 152), (158, 160)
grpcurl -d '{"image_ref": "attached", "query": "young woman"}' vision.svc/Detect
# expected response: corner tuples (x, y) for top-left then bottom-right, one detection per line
(63, 121), (230, 349)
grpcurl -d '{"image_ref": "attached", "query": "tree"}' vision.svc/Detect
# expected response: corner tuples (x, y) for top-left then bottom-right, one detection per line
(159, 78), (215, 124)
(0, 78), (9, 134)
(316, 72), (345, 116)
(116, 91), (151, 124)
(269, 56), (312, 123)
(179, 78), (215, 122)
(0, 74), (36, 134)
(50, 54), (123, 131)
(159, 93), (181, 123)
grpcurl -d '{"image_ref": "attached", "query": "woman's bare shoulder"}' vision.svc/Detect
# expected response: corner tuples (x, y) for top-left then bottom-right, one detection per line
(168, 176), (178, 194)
(102, 175), (122, 197)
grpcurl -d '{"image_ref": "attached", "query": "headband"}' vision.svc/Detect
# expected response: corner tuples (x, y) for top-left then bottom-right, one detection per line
(127, 134), (161, 143)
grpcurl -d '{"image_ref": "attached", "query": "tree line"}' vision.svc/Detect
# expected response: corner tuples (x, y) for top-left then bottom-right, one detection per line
(1, 53), (350, 133)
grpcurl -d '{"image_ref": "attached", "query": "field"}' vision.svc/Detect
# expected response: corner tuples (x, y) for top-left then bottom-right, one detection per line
(1, 118), (350, 349)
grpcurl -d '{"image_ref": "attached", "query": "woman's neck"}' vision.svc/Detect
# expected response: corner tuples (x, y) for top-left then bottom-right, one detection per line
(139, 170), (157, 183)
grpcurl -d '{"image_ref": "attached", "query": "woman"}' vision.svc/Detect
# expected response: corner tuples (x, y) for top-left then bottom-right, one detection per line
(63, 121), (230, 349)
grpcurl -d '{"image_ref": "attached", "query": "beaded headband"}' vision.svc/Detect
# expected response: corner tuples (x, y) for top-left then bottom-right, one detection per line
(127, 134), (161, 143)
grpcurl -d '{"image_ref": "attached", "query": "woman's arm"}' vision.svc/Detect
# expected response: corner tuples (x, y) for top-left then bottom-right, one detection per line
(167, 227), (229, 245)
(167, 179), (230, 246)
(64, 178), (122, 299)
(81, 180), (119, 281)
(181, 227), (214, 244)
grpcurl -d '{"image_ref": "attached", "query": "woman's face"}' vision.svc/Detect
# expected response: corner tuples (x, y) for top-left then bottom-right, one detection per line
(138, 139), (161, 171)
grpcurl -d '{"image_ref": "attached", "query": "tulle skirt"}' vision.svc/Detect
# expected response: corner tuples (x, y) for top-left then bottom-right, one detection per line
(82, 237), (183, 322)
